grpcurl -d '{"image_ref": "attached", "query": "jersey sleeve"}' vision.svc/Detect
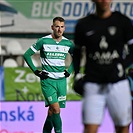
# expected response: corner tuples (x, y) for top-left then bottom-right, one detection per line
(23, 38), (44, 72)
(30, 38), (44, 52)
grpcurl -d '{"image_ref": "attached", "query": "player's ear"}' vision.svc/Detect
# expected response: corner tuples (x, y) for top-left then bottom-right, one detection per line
(51, 25), (54, 30)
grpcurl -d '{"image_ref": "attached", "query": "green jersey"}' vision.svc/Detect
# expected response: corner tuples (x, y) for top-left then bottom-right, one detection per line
(24, 34), (74, 79)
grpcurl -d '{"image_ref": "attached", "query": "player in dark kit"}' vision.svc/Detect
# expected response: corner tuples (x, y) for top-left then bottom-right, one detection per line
(73, 0), (133, 133)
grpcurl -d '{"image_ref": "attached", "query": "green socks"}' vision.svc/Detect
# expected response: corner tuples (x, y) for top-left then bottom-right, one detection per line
(52, 113), (62, 133)
(43, 115), (53, 133)
(43, 113), (62, 133)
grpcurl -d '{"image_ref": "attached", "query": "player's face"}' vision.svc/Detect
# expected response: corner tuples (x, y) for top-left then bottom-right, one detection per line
(93, 0), (112, 12)
(51, 20), (65, 38)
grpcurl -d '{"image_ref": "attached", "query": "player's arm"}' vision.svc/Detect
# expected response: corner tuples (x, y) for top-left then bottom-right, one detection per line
(73, 19), (85, 77)
(127, 23), (133, 62)
(67, 42), (75, 73)
(64, 42), (74, 77)
(23, 38), (48, 80)
(23, 48), (37, 72)
(23, 38), (42, 72)
(72, 19), (86, 95)
(73, 45), (84, 96)
(73, 46), (82, 76)
(125, 19), (133, 76)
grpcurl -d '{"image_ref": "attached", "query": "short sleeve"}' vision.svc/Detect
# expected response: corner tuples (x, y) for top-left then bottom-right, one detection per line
(31, 38), (44, 52)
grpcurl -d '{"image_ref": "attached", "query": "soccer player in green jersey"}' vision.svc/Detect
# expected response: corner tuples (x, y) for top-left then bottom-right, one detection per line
(23, 17), (74, 133)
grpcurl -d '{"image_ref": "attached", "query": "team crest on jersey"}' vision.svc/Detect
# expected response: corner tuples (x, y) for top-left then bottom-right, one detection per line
(108, 26), (116, 36)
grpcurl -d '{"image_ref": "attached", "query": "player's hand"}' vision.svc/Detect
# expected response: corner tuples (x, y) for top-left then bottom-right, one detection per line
(34, 70), (48, 80)
(126, 65), (133, 79)
(64, 70), (70, 78)
(73, 73), (85, 96)
(128, 68), (133, 78)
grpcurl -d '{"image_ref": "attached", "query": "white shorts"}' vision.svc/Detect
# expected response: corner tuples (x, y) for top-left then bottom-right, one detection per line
(82, 79), (132, 126)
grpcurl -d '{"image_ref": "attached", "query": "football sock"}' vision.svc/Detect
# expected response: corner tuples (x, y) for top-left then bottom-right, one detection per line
(43, 115), (53, 133)
(52, 113), (62, 133)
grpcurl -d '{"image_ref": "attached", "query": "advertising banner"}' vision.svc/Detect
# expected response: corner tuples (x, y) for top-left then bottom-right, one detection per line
(4, 67), (42, 101)
(1, 101), (132, 133)
(4, 67), (79, 101)
(0, 67), (4, 101)
(1, 0), (133, 33)
(3, 67), (133, 101)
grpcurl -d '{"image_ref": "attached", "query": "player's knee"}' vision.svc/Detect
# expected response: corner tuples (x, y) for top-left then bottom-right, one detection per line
(115, 125), (130, 133)
(52, 107), (60, 114)
(50, 103), (60, 114)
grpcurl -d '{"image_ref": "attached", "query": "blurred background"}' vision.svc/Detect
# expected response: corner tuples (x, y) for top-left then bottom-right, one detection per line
(0, 0), (133, 132)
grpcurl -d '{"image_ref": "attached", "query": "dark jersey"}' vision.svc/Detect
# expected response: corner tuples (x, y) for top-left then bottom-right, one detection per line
(74, 11), (133, 83)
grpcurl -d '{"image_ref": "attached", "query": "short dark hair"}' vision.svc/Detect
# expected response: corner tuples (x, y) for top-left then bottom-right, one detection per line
(53, 17), (65, 23)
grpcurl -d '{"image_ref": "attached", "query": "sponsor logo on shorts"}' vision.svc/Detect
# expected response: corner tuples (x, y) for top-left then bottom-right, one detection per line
(58, 96), (66, 101)
(48, 96), (52, 102)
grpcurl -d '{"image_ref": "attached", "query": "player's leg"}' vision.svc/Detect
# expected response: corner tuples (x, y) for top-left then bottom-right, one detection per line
(50, 78), (67, 133)
(115, 126), (130, 133)
(107, 79), (132, 133)
(49, 102), (62, 133)
(43, 102), (62, 133)
(41, 78), (62, 133)
(43, 107), (53, 133)
(43, 78), (67, 133)
(84, 125), (99, 133)
(82, 82), (106, 133)
(49, 78), (67, 133)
